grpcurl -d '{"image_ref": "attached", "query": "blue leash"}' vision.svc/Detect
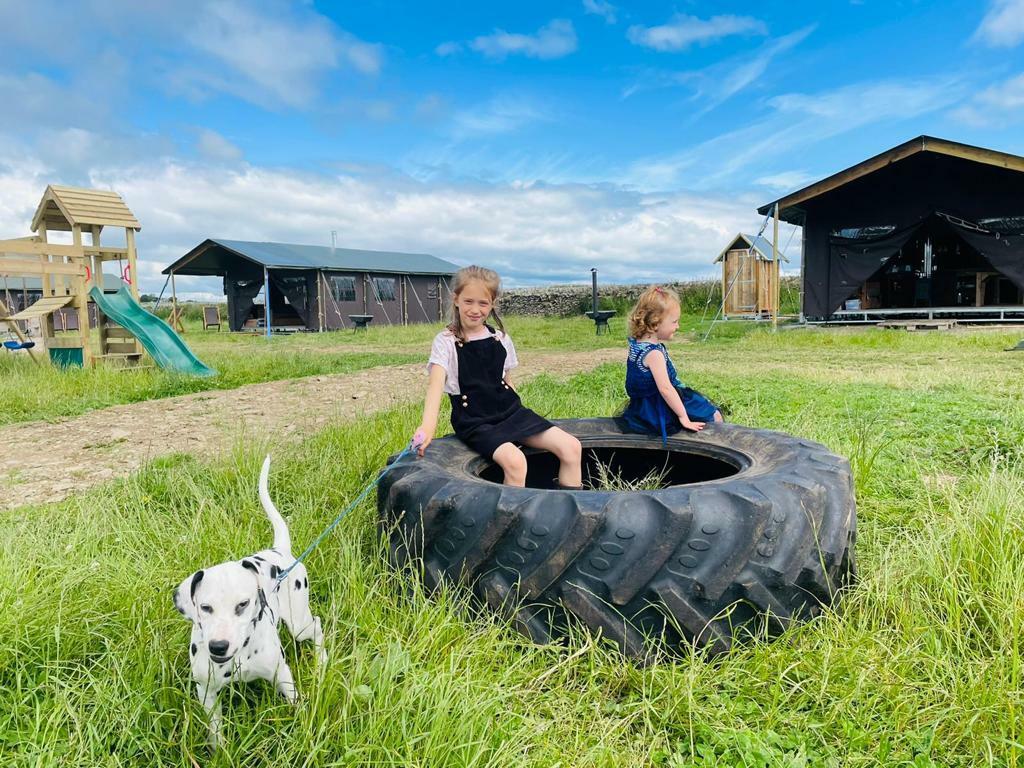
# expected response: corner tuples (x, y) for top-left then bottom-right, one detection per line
(272, 440), (416, 590)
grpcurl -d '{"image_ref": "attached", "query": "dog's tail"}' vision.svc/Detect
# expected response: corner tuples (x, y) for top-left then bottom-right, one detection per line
(259, 455), (292, 555)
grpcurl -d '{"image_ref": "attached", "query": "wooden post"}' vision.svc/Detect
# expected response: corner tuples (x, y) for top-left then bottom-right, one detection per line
(125, 227), (140, 300)
(36, 227), (58, 357)
(317, 270), (325, 332)
(772, 203), (780, 329)
(263, 265), (271, 338)
(71, 224), (93, 366)
(402, 275), (409, 325)
(799, 224), (807, 322)
(170, 270), (184, 333)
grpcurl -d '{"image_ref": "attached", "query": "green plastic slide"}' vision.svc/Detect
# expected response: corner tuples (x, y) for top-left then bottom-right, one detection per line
(88, 285), (216, 377)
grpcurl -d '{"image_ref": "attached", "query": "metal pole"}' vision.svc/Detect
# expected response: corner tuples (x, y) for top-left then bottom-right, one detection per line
(264, 265), (271, 338)
(591, 268), (599, 315)
(799, 223), (807, 323)
(772, 202), (780, 330)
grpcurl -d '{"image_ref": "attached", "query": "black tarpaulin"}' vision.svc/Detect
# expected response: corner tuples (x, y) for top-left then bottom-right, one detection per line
(828, 223), (922, 311)
(943, 221), (1024, 293)
(270, 271), (315, 327)
(225, 277), (263, 331)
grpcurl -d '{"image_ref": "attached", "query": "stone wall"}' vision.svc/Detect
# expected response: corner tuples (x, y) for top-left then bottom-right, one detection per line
(499, 280), (718, 317)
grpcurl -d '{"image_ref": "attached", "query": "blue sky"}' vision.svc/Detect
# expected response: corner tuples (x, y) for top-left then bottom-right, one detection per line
(0, 0), (1022, 296)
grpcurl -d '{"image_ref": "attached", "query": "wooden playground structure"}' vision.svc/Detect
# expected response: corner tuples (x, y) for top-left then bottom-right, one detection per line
(0, 185), (142, 367)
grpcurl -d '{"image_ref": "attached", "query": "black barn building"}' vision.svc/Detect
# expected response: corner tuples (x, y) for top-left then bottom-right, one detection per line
(758, 136), (1024, 322)
(164, 239), (459, 331)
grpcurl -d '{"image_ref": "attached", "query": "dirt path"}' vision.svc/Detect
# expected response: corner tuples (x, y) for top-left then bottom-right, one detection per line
(0, 349), (623, 510)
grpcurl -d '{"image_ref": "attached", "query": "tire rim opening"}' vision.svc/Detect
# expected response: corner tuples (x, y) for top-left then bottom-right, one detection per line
(474, 443), (745, 490)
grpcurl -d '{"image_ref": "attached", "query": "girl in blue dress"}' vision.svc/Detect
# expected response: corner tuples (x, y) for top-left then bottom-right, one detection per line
(620, 285), (723, 442)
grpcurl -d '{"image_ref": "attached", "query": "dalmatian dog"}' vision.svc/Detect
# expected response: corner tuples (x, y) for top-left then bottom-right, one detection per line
(173, 456), (327, 747)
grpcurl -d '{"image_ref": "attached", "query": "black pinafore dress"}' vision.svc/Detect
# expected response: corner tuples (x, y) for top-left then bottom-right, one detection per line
(449, 330), (553, 459)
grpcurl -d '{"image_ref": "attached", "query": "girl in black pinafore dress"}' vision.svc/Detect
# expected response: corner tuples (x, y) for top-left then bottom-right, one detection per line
(447, 327), (553, 459)
(415, 266), (583, 488)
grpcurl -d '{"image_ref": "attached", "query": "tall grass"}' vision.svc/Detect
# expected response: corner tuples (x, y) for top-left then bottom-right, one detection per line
(3, 321), (1024, 764)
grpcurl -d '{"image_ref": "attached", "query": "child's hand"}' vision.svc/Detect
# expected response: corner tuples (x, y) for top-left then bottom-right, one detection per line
(412, 427), (432, 456)
(680, 416), (706, 432)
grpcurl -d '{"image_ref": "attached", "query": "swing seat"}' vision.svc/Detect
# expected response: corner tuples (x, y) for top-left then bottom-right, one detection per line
(3, 340), (35, 350)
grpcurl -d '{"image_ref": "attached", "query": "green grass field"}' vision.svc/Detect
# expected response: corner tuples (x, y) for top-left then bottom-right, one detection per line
(2, 321), (1023, 766)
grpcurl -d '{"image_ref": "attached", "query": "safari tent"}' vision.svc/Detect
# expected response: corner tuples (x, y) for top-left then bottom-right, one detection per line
(164, 239), (459, 331)
(758, 136), (1024, 322)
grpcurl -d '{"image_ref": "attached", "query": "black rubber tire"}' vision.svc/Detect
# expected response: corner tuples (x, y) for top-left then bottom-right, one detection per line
(378, 418), (856, 657)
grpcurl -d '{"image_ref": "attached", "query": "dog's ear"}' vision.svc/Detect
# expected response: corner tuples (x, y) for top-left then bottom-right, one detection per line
(173, 570), (204, 622)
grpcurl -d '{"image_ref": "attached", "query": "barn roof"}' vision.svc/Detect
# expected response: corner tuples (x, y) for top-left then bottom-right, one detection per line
(31, 185), (141, 233)
(164, 238), (459, 276)
(757, 135), (1024, 224)
(714, 233), (787, 263)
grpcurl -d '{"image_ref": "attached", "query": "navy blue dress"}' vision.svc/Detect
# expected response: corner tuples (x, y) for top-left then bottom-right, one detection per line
(619, 338), (719, 443)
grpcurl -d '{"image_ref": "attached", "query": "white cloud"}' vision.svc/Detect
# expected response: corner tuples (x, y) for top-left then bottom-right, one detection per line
(435, 41), (462, 56)
(582, 0), (617, 24)
(623, 26), (813, 111)
(754, 170), (816, 191)
(628, 76), (965, 190)
(627, 14), (767, 52)
(0, 157), (763, 293)
(469, 19), (578, 60)
(196, 129), (243, 161)
(449, 96), (552, 139)
(184, 0), (382, 108)
(951, 72), (1024, 125)
(972, 0), (1024, 47)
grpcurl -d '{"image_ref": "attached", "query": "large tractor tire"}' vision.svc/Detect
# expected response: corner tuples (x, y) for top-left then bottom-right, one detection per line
(378, 418), (856, 657)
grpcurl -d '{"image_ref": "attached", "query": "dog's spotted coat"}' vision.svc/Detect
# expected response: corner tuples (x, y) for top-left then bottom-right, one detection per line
(173, 457), (326, 748)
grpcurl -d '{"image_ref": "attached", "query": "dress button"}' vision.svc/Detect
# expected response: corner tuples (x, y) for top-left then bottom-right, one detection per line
(462, 402), (468, 407)
(461, 394), (468, 400)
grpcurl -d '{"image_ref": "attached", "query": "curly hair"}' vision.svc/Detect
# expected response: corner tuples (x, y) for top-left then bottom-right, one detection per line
(627, 285), (680, 339)
(447, 265), (507, 341)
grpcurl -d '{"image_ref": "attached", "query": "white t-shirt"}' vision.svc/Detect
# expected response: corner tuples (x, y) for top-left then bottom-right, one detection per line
(427, 328), (519, 395)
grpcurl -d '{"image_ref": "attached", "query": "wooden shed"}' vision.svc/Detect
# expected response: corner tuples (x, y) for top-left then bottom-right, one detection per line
(714, 233), (786, 318)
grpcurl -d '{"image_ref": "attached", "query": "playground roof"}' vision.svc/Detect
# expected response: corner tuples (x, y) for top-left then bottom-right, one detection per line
(757, 135), (1024, 224)
(31, 185), (141, 233)
(164, 238), (459, 277)
(713, 233), (787, 263)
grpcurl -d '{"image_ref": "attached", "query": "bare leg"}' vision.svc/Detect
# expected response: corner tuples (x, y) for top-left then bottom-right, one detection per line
(713, 410), (724, 423)
(521, 427), (582, 487)
(492, 442), (527, 486)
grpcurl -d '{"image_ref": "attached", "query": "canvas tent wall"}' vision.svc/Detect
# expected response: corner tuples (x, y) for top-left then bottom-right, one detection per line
(163, 239), (459, 331)
(758, 136), (1024, 320)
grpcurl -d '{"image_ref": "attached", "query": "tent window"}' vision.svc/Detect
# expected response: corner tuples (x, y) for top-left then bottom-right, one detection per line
(329, 275), (356, 302)
(373, 277), (397, 301)
(978, 216), (1024, 235)
(831, 225), (896, 240)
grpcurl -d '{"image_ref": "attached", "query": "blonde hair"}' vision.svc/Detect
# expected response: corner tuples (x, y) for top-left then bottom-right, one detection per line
(447, 265), (507, 340)
(628, 285), (680, 339)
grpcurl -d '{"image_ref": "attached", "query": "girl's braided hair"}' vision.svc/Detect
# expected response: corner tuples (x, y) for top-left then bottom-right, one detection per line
(447, 265), (507, 341)
(628, 285), (680, 339)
